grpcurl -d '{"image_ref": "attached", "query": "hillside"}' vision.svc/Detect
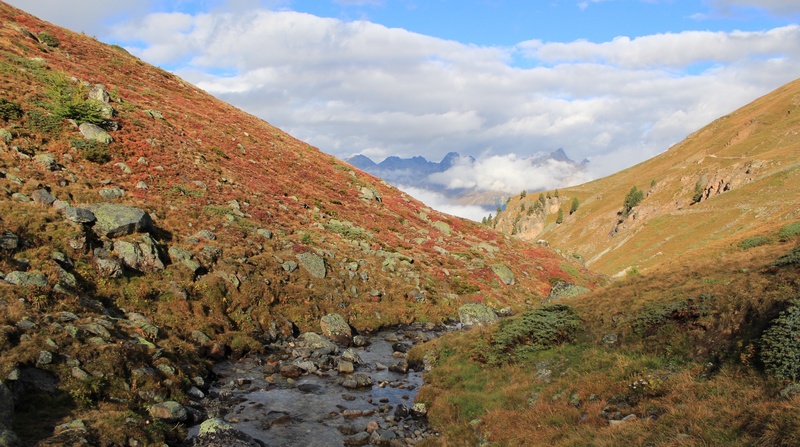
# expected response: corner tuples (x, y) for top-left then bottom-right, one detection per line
(494, 80), (800, 276)
(0, 3), (598, 445)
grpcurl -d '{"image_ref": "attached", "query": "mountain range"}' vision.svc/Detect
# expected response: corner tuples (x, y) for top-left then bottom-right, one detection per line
(346, 148), (586, 213)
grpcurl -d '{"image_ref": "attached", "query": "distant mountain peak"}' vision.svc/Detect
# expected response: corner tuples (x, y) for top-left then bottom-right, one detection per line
(549, 148), (572, 162)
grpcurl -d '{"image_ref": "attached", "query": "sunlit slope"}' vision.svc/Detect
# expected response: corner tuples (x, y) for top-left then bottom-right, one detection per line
(496, 78), (800, 275)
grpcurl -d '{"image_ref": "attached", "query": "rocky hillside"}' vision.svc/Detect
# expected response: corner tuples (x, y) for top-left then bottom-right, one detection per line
(493, 79), (800, 276)
(0, 3), (598, 445)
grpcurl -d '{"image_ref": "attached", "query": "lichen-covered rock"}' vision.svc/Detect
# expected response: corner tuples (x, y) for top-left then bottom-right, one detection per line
(149, 401), (187, 423)
(98, 186), (124, 200)
(33, 153), (57, 171)
(113, 234), (164, 272)
(458, 303), (499, 328)
(194, 418), (262, 447)
(547, 281), (590, 301)
(298, 332), (338, 353)
(93, 249), (123, 278)
(432, 221), (452, 236)
(4, 271), (47, 288)
(169, 246), (202, 274)
(490, 264), (515, 285)
(63, 206), (96, 224)
(297, 252), (326, 279)
(86, 203), (153, 238)
(320, 313), (352, 345)
(79, 123), (112, 143)
(0, 232), (19, 251)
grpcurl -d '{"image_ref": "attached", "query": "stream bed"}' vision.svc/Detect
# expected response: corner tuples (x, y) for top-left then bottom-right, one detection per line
(186, 323), (447, 446)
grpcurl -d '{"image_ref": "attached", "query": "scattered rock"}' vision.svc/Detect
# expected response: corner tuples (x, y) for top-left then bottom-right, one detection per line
(98, 186), (124, 200)
(547, 281), (590, 301)
(321, 313), (352, 345)
(78, 123), (112, 143)
(297, 252), (326, 279)
(86, 203), (153, 238)
(148, 401), (187, 423)
(63, 206), (96, 224)
(458, 303), (499, 328)
(31, 189), (56, 205)
(0, 232), (19, 251)
(194, 418), (262, 447)
(169, 246), (202, 274)
(490, 264), (515, 285)
(4, 271), (47, 288)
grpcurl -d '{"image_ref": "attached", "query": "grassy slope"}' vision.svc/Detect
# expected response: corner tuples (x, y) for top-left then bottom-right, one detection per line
(413, 238), (800, 447)
(495, 78), (800, 276)
(0, 3), (600, 445)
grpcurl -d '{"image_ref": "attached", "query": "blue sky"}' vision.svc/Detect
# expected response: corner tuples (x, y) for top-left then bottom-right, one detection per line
(8, 0), (800, 219)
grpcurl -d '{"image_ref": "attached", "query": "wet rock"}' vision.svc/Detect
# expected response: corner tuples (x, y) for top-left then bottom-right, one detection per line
(86, 203), (153, 238)
(299, 332), (338, 353)
(279, 364), (303, 378)
(261, 411), (291, 428)
(297, 383), (323, 394)
(340, 373), (372, 389)
(149, 401), (187, 423)
(388, 361), (409, 374)
(338, 360), (355, 374)
(458, 303), (498, 328)
(321, 313), (352, 345)
(344, 431), (371, 446)
(352, 335), (369, 347)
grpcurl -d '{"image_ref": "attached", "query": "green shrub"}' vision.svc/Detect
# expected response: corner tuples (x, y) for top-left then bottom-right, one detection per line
(739, 236), (772, 250)
(37, 32), (60, 47)
(44, 72), (105, 125)
(760, 300), (800, 381)
(0, 98), (22, 120)
(26, 110), (62, 135)
(692, 179), (705, 204)
(771, 246), (800, 269)
(481, 304), (582, 364)
(778, 222), (800, 241)
(71, 139), (110, 164)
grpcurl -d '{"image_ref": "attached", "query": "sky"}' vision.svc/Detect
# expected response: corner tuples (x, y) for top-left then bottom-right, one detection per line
(8, 0), (800, 219)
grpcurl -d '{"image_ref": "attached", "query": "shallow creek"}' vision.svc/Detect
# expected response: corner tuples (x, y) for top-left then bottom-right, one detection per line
(188, 323), (446, 446)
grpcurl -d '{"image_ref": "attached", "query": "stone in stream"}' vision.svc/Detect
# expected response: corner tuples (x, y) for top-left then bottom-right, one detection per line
(194, 418), (262, 447)
(320, 313), (353, 345)
(343, 431), (371, 446)
(339, 373), (372, 389)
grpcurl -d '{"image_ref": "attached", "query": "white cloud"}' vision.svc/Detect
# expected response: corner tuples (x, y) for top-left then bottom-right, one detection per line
(395, 185), (491, 222)
(428, 154), (593, 194)
(518, 26), (800, 68)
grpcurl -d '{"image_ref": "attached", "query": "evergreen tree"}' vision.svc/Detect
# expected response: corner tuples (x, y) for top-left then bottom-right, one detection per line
(622, 186), (644, 216)
(556, 208), (564, 224)
(570, 197), (580, 215)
